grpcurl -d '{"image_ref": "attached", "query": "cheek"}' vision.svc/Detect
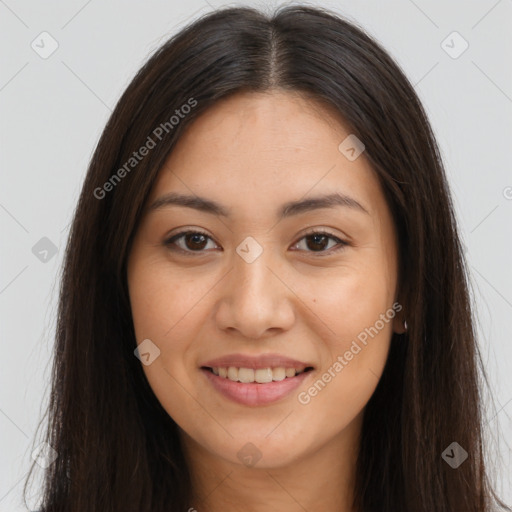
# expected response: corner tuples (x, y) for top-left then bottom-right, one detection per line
(128, 260), (220, 403)
(297, 261), (394, 408)
(305, 261), (395, 347)
(128, 264), (213, 431)
(295, 298), (393, 444)
(128, 257), (214, 342)
(128, 264), (189, 391)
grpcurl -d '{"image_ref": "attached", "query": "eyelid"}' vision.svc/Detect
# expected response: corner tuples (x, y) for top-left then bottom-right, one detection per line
(163, 227), (349, 256)
(291, 228), (348, 256)
(164, 229), (218, 253)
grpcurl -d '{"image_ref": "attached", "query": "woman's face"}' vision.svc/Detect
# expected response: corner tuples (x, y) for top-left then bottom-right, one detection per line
(127, 90), (404, 469)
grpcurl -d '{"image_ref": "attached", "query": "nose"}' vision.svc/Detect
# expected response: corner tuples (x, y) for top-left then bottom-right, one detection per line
(214, 245), (296, 340)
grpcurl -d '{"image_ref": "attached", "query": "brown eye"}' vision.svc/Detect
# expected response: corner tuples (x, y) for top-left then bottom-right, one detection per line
(305, 233), (330, 251)
(182, 233), (208, 250)
(164, 231), (218, 253)
(164, 229), (348, 257)
(292, 231), (348, 255)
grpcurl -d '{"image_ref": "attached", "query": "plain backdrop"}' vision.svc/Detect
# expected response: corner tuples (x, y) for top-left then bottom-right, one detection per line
(0, 0), (511, 510)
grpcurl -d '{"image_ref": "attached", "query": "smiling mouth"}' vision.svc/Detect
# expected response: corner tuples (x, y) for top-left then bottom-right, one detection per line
(202, 366), (314, 384)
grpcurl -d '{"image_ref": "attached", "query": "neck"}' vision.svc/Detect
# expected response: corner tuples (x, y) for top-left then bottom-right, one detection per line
(180, 411), (362, 512)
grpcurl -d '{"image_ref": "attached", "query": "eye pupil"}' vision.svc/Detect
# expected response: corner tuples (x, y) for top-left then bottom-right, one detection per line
(186, 233), (207, 250)
(307, 234), (328, 251)
(167, 230), (343, 256)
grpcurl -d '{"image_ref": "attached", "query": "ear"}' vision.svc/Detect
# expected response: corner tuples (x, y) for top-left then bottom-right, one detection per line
(391, 295), (407, 334)
(393, 314), (407, 335)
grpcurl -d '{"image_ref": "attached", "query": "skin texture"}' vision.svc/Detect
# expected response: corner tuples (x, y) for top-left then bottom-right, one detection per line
(127, 90), (405, 512)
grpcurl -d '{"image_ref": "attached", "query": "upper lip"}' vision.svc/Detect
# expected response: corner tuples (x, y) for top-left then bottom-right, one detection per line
(201, 353), (314, 371)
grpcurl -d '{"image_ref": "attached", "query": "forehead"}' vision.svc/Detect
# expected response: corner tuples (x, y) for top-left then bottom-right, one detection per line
(168, 90), (349, 165)
(147, 90), (385, 222)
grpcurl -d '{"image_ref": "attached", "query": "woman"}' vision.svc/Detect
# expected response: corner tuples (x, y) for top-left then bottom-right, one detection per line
(24, 5), (510, 512)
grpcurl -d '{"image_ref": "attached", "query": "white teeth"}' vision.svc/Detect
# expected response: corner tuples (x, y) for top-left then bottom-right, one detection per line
(272, 367), (286, 381)
(210, 366), (308, 383)
(255, 368), (273, 383)
(237, 368), (254, 383)
(285, 368), (296, 378)
(227, 366), (238, 380)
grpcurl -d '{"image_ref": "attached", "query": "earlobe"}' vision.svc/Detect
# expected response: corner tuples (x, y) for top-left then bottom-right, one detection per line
(393, 315), (407, 335)
(392, 291), (407, 334)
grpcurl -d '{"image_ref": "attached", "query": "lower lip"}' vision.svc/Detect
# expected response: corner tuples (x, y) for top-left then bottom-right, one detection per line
(201, 368), (312, 406)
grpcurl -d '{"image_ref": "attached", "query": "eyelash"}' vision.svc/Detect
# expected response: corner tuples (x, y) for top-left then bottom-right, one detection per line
(163, 229), (348, 257)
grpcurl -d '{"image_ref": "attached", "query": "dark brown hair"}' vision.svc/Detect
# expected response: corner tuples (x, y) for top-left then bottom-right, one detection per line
(24, 5), (510, 512)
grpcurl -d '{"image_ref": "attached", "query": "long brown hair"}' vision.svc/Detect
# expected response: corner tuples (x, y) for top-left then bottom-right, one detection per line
(24, 5), (510, 511)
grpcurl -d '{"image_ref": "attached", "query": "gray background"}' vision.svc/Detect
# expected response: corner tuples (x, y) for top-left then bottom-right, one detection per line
(1, 0), (511, 510)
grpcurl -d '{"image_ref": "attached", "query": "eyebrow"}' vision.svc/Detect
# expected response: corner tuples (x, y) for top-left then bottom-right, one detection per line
(148, 191), (370, 218)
